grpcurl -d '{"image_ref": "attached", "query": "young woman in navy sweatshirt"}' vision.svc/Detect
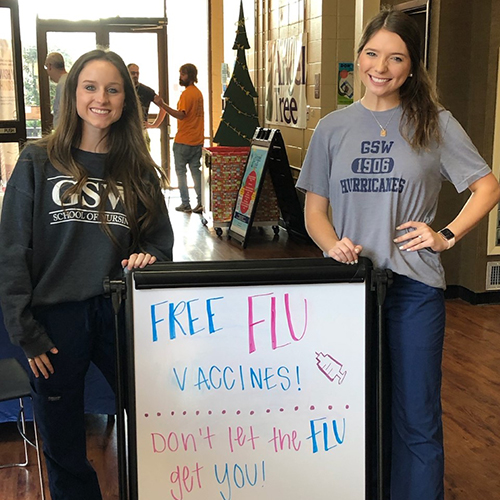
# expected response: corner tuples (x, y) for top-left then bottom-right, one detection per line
(0, 49), (174, 500)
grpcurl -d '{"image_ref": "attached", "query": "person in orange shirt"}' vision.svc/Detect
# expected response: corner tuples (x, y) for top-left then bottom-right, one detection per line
(159, 64), (204, 213)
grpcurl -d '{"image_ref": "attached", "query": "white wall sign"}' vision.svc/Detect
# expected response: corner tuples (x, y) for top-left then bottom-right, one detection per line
(265, 34), (307, 129)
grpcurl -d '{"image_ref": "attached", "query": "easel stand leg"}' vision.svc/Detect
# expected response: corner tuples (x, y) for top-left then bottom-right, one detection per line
(372, 269), (393, 500)
(105, 277), (128, 500)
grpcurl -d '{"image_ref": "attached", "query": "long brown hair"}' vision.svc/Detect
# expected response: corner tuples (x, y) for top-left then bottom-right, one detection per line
(37, 49), (168, 253)
(357, 7), (441, 150)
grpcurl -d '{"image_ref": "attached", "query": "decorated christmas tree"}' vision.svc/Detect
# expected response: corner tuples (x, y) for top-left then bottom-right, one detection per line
(213, 1), (259, 146)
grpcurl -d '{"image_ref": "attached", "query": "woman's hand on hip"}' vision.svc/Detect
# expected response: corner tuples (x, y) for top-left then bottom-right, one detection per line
(394, 221), (448, 253)
(327, 237), (362, 265)
(28, 347), (59, 379)
(121, 253), (157, 270)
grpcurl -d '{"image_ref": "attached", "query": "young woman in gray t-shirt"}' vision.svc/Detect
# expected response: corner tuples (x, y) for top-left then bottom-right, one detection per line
(298, 7), (500, 500)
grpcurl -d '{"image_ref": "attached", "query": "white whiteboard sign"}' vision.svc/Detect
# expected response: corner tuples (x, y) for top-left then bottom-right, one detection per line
(131, 281), (367, 500)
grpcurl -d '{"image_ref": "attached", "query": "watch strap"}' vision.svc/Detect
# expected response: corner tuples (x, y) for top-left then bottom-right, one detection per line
(438, 228), (456, 249)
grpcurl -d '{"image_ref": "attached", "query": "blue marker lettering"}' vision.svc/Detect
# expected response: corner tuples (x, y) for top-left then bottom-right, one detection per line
(209, 366), (222, 389)
(214, 463), (231, 500)
(187, 299), (203, 335)
(223, 366), (235, 390)
(169, 301), (187, 339)
(264, 367), (276, 390)
(172, 367), (188, 391)
(150, 300), (168, 342)
(277, 365), (291, 390)
(195, 367), (211, 390)
(207, 296), (224, 334)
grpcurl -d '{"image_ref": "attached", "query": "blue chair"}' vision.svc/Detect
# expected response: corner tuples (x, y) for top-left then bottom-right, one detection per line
(0, 358), (45, 499)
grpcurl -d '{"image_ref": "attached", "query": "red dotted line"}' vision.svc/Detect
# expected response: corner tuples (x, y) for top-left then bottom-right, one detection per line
(143, 404), (350, 418)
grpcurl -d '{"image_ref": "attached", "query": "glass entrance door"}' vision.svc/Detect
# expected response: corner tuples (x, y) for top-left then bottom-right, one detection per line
(35, 2), (209, 187)
(44, 31), (97, 131)
(109, 30), (166, 173)
(36, 17), (170, 179)
(0, 0), (25, 190)
(165, 1), (209, 191)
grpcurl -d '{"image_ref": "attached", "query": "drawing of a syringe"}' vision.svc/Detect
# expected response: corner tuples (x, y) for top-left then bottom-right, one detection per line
(315, 352), (347, 384)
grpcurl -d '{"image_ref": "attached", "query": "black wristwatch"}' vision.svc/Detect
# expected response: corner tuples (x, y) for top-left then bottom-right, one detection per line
(438, 228), (456, 249)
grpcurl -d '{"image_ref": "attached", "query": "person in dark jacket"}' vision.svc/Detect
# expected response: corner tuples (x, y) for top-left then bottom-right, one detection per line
(127, 63), (166, 129)
(0, 49), (174, 500)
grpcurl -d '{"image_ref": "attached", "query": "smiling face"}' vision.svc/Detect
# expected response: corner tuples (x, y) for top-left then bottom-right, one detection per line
(358, 28), (412, 108)
(76, 59), (125, 147)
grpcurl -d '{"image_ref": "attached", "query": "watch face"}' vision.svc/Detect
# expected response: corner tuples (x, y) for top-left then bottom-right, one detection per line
(439, 228), (455, 240)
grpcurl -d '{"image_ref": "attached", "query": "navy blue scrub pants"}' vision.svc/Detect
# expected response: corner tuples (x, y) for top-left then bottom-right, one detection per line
(30, 296), (117, 500)
(384, 273), (445, 500)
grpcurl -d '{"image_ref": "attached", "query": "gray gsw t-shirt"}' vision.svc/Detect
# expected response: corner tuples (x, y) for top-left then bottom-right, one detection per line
(296, 101), (491, 289)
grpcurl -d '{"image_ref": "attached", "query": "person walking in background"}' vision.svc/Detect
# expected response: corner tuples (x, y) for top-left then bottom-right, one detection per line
(296, 7), (500, 500)
(127, 63), (166, 147)
(44, 52), (68, 128)
(0, 49), (174, 500)
(158, 63), (204, 213)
